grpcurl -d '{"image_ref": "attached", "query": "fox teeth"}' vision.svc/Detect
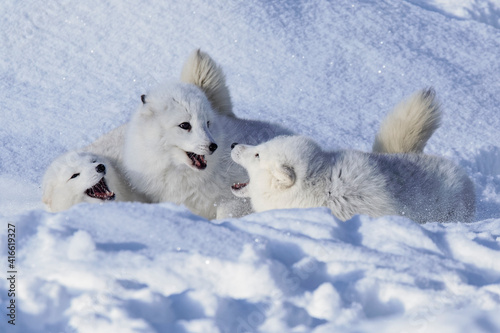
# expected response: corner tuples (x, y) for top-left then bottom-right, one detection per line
(85, 177), (115, 200)
(232, 182), (248, 190)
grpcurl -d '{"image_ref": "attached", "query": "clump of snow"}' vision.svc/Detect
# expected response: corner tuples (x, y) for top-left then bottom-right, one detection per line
(1, 0), (500, 332)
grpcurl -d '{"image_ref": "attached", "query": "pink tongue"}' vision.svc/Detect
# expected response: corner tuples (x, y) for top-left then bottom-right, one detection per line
(194, 154), (207, 168)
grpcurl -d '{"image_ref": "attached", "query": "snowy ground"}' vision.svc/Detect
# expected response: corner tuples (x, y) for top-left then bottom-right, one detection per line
(1, 0), (500, 332)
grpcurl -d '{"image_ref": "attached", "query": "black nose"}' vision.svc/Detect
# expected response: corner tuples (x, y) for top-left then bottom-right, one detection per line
(231, 143), (238, 149)
(209, 143), (218, 152)
(96, 164), (106, 173)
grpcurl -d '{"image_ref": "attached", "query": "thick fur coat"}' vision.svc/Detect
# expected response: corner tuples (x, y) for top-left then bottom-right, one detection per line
(41, 151), (142, 212)
(231, 135), (476, 223)
(373, 88), (442, 154)
(120, 51), (292, 218)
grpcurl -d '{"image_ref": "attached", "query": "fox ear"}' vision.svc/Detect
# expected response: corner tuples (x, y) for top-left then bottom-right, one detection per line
(138, 94), (155, 117)
(271, 164), (296, 189)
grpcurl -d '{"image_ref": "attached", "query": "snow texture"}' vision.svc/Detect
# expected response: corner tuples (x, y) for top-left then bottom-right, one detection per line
(1, 0), (499, 332)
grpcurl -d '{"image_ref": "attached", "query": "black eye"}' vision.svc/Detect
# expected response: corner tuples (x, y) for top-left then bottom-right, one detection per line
(179, 122), (191, 130)
(207, 121), (210, 128)
(255, 153), (260, 158)
(70, 173), (80, 179)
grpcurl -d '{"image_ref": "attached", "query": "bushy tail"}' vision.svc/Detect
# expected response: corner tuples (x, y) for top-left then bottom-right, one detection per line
(180, 49), (235, 117)
(372, 88), (442, 154)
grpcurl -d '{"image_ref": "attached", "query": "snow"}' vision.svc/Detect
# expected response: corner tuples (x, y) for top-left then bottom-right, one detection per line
(408, 0), (500, 28)
(1, 0), (499, 332)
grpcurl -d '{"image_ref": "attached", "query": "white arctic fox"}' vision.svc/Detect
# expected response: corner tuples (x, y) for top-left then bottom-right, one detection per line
(230, 135), (476, 223)
(122, 50), (292, 219)
(41, 151), (140, 212)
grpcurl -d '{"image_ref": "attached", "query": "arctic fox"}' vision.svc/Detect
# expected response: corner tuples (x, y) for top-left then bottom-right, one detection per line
(230, 135), (475, 223)
(121, 50), (292, 219)
(42, 151), (141, 212)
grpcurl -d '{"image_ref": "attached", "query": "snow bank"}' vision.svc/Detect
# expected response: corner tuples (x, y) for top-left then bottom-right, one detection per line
(1, 205), (499, 332)
(1, 0), (499, 332)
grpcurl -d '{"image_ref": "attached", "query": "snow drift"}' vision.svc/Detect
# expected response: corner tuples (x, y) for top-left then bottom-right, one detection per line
(1, 0), (499, 332)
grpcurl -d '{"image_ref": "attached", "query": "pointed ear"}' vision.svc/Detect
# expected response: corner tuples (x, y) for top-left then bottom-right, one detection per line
(180, 49), (235, 117)
(138, 99), (155, 117)
(135, 93), (154, 117)
(271, 165), (296, 189)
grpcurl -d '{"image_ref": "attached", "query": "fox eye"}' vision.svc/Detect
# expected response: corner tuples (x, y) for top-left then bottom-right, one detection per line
(255, 153), (260, 158)
(70, 173), (80, 180)
(207, 121), (210, 128)
(179, 122), (191, 131)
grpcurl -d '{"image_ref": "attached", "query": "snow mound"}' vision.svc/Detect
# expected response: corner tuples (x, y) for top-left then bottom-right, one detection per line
(1, 205), (500, 332)
(1, 0), (500, 331)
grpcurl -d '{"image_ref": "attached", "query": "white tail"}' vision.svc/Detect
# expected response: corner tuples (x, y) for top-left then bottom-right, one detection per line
(373, 88), (442, 154)
(180, 49), (235, 117)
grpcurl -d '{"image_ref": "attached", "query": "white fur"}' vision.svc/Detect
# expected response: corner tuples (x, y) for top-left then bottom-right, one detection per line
(180, 49), (235, 117)
(42, 151), (141, 212)
(231, 136), (476, 223)
(121, 52), (292, 219)
(84, 124), (127, 167)
(373, 88), (442, 154)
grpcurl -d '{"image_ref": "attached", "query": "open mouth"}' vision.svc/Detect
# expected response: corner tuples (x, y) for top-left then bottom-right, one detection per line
(231, 181), (248, 191)
(85, 177), (115, 201)
(186, 152), (207, 170)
